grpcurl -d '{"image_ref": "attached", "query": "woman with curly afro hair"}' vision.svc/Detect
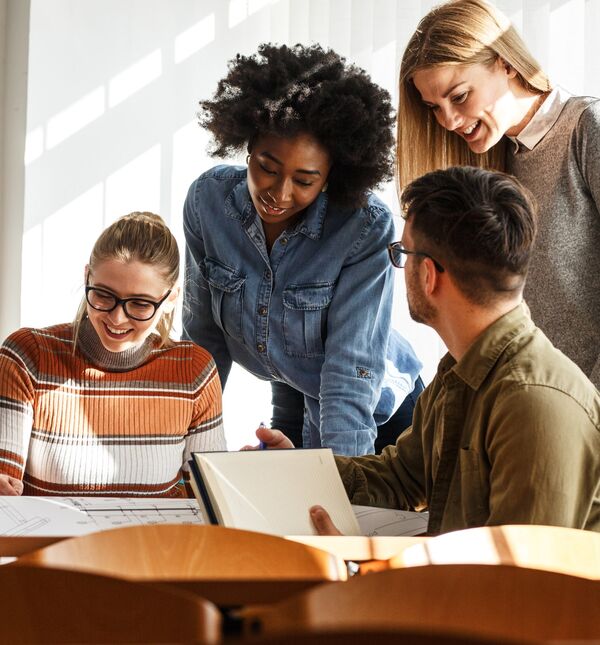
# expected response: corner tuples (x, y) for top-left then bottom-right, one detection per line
(183, 43), (423, 456)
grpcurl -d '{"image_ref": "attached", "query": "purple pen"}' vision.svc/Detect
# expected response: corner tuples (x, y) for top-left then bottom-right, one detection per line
(258, 421), (267, 450)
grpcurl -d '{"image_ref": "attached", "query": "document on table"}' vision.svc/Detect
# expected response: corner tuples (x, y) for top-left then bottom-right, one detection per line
(352, 505), (429, 537)
(0, 497), (206, 537)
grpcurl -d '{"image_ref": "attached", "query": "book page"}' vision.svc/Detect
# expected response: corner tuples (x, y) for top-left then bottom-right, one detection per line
(193, 449), (361, 536)
(352, 505), (429, 537)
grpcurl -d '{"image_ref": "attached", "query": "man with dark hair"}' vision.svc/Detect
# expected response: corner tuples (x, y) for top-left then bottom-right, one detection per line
(258, 166), (600, 534)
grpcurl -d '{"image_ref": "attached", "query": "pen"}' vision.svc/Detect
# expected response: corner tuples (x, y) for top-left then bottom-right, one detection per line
(258, 421), (267, 450)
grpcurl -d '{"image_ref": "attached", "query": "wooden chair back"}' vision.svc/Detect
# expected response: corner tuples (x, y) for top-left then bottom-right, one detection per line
(0, 564), (220, 643)
(389, 524), (600, 579)
(16, 524), (346, 605)
(245, 564), (600, 642)
(245, 629), (526, 644)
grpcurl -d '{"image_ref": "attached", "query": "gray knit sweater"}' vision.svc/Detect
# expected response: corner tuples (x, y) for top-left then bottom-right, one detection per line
(508, 95), (600, 388)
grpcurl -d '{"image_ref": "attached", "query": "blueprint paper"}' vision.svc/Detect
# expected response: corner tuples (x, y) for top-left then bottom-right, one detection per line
(0, 497), (206, 537)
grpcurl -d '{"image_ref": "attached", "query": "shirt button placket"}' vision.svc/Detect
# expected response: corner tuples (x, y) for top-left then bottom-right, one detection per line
(256, 267), (272, 362)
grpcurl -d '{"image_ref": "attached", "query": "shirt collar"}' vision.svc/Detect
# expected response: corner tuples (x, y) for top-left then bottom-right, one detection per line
(224, 172), (328, 240)
(439, 302), (535, 390)
(506, 86), (572, 152)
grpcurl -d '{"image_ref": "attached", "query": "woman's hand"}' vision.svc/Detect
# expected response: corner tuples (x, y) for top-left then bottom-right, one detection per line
(0, 474), (24, 495)
(310, 505), (343, 535)
(241, 425), (295, 450)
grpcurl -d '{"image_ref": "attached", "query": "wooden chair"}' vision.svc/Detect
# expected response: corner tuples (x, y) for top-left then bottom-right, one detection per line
(16, 524), (346, 606)
(243, 628), (526, 644)
(243, 564), (600, 642)
(0, 564), (220, 643)
(375, 524), (600, 579)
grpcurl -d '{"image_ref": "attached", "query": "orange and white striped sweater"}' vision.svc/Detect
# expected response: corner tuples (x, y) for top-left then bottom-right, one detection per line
(0, 320), (225, 496)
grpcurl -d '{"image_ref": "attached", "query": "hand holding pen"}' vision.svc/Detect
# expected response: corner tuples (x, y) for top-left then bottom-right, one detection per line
(258, 422), (268, 450)
(255, 422), (295, 450)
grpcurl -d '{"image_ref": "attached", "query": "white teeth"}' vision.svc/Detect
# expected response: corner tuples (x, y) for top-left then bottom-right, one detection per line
(260, 196), (286, 214)
(463, 121), (479, 135)
(107, 326), (128, 335)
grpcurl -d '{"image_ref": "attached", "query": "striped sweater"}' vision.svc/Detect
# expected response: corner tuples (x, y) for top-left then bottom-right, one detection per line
(0, 320), (226, 496)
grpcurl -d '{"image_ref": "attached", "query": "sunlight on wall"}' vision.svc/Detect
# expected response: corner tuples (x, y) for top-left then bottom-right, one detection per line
(549, 0), (585, 94)
(229, 0), (274, 29)
(109, 50), (162, 108)
(174, 14), (216, 63)
(24, 126), (44, 165)
(105, 145), (161, 218)
(21, 183), (104, 327)
(46, 86), (105, 150)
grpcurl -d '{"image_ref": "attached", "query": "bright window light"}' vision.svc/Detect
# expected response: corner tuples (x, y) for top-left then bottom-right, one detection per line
(24, 126), (44, 165)
(174, 14), (215, 63)
(229, 0), (247, 28)
(46, 87), (105, 150)
(109, 49), (162, 108)
(248, 0), (273, 15)
(105, 145), (161, 220)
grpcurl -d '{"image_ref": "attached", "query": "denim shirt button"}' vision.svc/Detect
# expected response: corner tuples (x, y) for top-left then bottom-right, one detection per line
(257, 342), (266, 353)
(258, 306), (268, 316)
(280, 237), (288, 245)
(264, 269), (271, 279)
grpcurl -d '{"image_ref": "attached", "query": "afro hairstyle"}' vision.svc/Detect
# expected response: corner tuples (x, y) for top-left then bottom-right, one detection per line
(199, 43), (395, 208)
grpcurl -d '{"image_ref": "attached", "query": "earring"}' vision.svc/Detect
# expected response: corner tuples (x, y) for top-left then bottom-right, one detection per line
(246, 154), (250, 164)
(321, 182), (328, 193)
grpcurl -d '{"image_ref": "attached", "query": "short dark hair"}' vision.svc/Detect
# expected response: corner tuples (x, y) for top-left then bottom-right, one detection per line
(401, 166), (538, 305)
(199, 43), (395, 208)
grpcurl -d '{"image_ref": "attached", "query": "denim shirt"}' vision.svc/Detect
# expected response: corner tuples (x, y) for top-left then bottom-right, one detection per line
(183, 165), (421, 455)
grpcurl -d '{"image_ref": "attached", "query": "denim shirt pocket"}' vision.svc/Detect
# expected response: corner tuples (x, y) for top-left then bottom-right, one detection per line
(282, 282), (334, 358)
(201, 257), (246, 342)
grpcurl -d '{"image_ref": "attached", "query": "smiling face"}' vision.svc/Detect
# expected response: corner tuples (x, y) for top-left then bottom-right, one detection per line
(85, 259), (177, 353)
(412, 59), (526, 154)
(246, 132), (332, 232)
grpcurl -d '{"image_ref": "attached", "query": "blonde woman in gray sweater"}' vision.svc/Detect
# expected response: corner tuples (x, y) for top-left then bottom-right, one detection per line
(397, 0), (600, 387)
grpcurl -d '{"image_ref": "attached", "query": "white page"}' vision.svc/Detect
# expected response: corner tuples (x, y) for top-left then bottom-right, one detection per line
(0, 497), (206, 537)
(194, 449), (361, 536)
(352, 505), (429, 537)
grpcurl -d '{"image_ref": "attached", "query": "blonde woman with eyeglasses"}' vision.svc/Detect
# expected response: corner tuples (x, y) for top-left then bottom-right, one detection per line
(397, 0), (600, 388)
(0, 212), (225, 497)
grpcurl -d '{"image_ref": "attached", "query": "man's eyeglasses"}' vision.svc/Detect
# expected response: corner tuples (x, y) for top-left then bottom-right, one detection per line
(387, 242), (445, 272)
(85, 285), (172, 322)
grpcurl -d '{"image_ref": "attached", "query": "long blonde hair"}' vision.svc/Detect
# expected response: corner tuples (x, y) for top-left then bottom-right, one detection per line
(73, 212), (179, 350)
(397, 0), (551, 190)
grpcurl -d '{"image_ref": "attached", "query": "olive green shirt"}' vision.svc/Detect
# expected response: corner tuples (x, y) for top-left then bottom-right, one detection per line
(336, 304), (600, 535)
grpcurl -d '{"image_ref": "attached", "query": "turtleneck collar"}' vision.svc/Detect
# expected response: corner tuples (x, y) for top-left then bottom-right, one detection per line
(77, 317), (156, 372)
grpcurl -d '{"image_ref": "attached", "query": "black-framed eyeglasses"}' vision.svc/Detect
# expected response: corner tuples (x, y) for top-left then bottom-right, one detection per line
(85, 285), (172, 321)
(387, 242), (445, 272)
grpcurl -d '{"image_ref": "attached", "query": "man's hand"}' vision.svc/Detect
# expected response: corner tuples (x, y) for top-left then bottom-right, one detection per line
(241, 426), (295, 450)
(0, 474), (24, 496)
(310, 505), (343, 536)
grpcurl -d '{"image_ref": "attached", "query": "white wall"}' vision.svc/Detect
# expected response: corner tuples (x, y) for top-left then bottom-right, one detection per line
(5, 0), (600, 448)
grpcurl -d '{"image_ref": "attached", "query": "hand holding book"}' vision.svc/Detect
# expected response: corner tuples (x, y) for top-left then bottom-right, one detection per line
(310, 505), (343, 536)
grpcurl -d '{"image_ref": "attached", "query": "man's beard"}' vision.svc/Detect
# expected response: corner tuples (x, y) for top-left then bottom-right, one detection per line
(407, 270), (436, 325)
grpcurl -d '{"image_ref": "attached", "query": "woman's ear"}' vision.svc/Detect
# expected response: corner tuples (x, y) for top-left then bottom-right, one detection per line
(498, 56), (517, 79)
(163, 286), (180, 314)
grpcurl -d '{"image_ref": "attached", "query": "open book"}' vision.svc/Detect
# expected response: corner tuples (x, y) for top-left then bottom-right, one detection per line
(189, 449), (428, 537)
